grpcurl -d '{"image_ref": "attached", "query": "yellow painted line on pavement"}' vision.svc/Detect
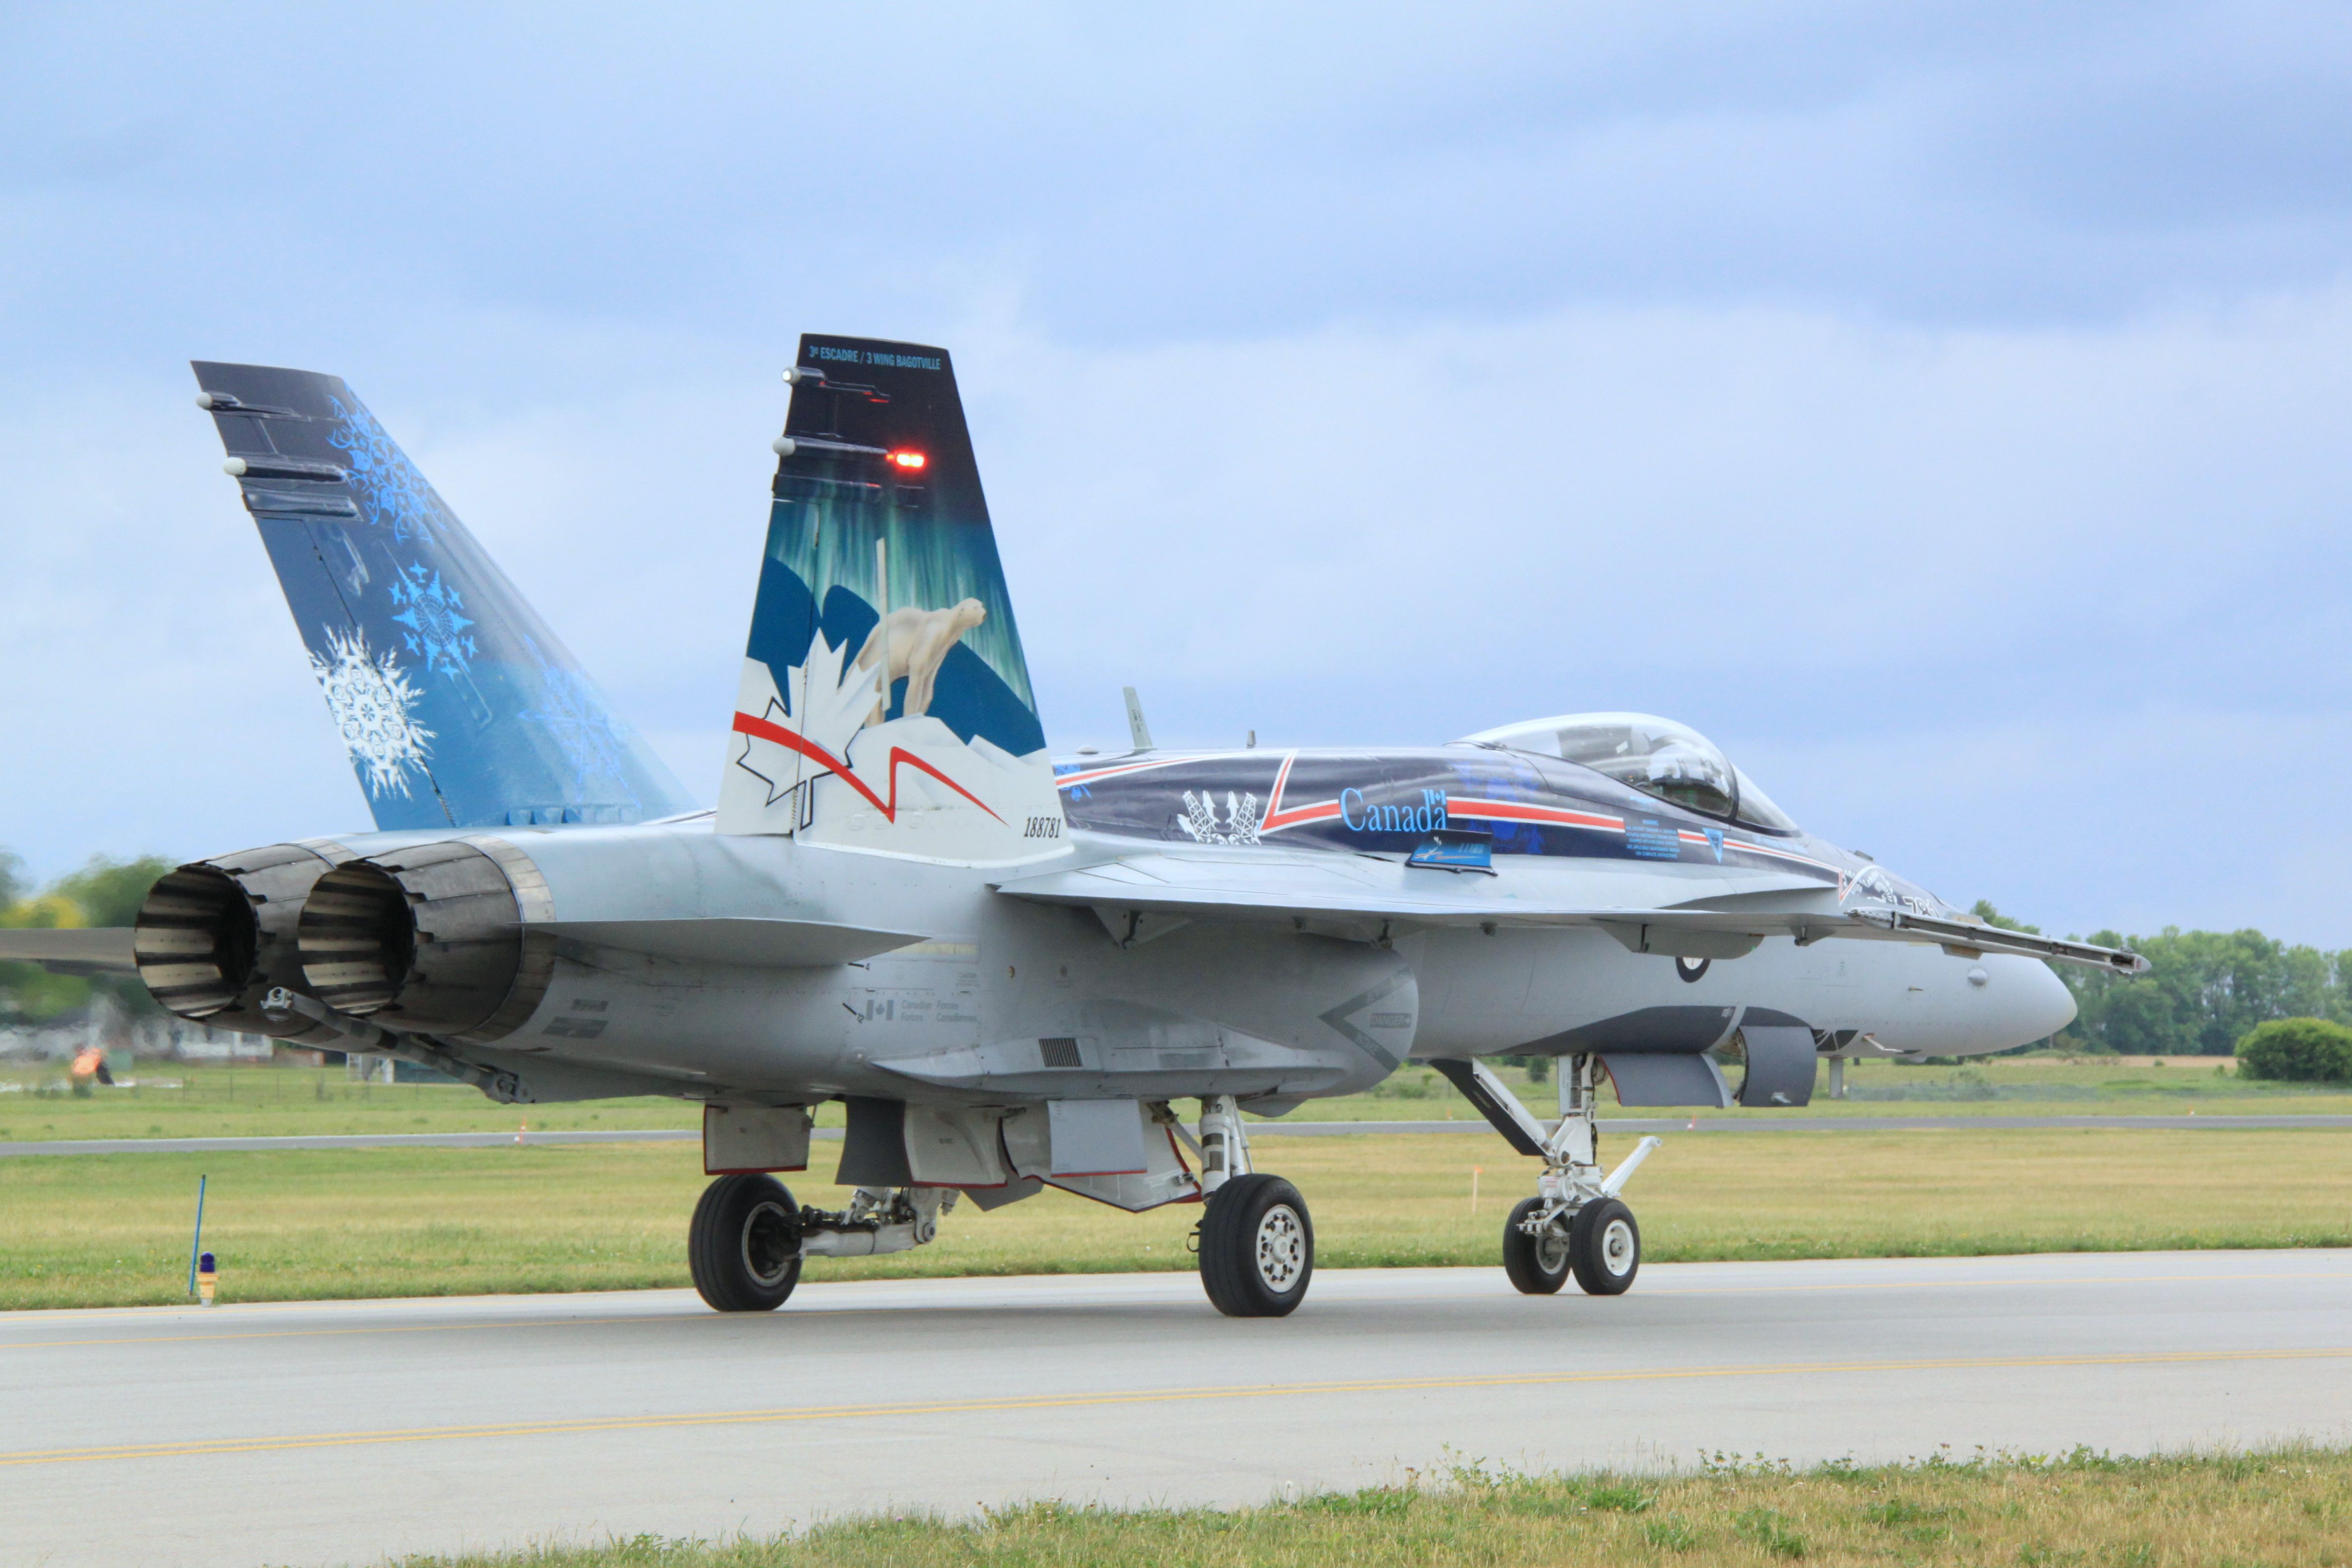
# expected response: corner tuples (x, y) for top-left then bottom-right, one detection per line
(5, 1346), (2349, 1469)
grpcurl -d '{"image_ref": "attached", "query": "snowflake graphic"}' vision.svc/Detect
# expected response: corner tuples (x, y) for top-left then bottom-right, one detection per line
(308, 627), (434, 798)
(1176, 789), (1262, 845)
(388, 564), (476, 678)
(328, 396), (452, 543)
(520, 637), (631, 801)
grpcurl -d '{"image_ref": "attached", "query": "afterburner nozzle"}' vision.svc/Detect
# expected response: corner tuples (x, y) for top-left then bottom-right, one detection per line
(296, 837), (553, 1043)
(133, 841), (354, 1044)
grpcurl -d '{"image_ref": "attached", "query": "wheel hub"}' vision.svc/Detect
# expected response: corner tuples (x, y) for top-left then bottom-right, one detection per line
(1535, 1225), (1571, 1274)
(1254, 1204), (1305, 1292)
(741, 1199), (798, 1286)
(1599, 1216), (1636, 1276)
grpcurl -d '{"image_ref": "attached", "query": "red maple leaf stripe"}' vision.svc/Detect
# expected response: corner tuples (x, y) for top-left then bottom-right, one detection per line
(732, 712), (1006, 825)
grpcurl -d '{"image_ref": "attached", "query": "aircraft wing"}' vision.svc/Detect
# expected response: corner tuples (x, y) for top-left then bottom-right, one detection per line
(0, 927), (139, 977)
(992, 850), (2146, 974)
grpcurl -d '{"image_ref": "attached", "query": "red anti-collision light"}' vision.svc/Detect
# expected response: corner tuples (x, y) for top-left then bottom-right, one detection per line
(885, 449), (927, 471)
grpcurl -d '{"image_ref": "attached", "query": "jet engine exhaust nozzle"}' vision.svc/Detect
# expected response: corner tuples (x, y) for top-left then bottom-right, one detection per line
(296, 837), (553, 1043)
(132, 841), (353, 1044)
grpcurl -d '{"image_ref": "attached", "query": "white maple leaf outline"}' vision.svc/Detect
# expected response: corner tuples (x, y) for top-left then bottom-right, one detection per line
(784, 630), (880, 768)
(735, 631), (882, 811)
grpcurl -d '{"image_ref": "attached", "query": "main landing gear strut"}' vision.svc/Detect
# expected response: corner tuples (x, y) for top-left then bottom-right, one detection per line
(1188, 1094), (1313, 1317)
(1436, 1053), (1660, 1297)
(689, 1176), (955, 1313)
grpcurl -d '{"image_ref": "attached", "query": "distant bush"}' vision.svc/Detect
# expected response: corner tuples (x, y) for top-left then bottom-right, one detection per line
(2235, 1018), (2352, 1082)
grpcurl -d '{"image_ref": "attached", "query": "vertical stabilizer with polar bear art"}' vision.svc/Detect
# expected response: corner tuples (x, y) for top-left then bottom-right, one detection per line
(718, 336), (1066, 864)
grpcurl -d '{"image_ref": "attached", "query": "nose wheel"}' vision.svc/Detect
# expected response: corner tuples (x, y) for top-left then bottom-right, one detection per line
(1502, 1196), (1573, 1294)
(1504, 1194), (1641, 1295)
(1568, 1197), (1640, 1295)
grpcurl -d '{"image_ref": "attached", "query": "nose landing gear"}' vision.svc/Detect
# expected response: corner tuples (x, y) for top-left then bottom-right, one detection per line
(1436, 1053), (1659, 1298)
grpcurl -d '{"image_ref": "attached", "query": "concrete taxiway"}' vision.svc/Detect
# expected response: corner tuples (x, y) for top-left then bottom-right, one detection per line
(3, 1251), (2347, 1568)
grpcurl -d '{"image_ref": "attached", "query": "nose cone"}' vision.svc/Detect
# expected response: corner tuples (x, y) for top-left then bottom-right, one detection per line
(2003, 956), (2078, 1047)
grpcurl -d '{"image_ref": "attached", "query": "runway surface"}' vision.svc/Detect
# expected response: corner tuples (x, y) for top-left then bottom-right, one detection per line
(3, 1251), (2347, 1568)
(6, 1113), (2346, 1157)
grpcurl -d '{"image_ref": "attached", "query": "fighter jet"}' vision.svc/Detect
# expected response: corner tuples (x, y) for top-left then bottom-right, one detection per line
(1, 335), (2143, 1317)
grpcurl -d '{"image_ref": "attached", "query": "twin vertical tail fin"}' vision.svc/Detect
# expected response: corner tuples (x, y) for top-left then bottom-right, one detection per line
(718, 336), (1065, 863)
(193, 363), (697, 831)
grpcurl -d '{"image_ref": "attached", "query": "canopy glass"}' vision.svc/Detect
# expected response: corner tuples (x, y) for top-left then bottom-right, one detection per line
(1460, 712), (1799, 833)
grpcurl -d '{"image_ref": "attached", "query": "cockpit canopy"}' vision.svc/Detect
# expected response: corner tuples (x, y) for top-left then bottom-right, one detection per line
(1458, 712), (1800, 833)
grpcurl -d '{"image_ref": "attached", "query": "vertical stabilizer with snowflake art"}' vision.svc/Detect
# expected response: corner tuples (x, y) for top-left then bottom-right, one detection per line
(193, 361), (700, 832)
(717, 335), (1066, 866)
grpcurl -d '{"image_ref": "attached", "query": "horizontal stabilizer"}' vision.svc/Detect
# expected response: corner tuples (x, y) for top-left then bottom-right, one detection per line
(993, 849), (2147, 973)
(536, 918), (926, 968)
(0, 928), (137, 976)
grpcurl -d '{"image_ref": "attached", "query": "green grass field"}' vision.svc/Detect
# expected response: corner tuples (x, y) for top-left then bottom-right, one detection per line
(398, 1449), (2352, 1568)
(4, 1053), (2348, 1145)
(5, 1125), (2346, 1310)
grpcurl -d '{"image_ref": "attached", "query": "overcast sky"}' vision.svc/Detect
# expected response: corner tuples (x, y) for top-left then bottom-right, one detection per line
(4, 3), (2350, 943)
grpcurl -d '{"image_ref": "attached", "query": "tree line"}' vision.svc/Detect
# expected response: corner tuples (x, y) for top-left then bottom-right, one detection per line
(1975, 902), (2352, 1056)
(0, 849), (175, 1027)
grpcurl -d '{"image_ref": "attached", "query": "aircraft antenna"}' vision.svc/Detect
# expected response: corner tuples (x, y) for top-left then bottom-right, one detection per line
(1123, 686), (1154, 752)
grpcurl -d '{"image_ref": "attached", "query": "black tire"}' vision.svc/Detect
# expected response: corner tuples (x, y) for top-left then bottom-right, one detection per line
(688, 1174), (802, 1312)
(1569, 1197), (1640, 1296)
(1501, 1196), (1572, 1295)
(1198, 1173), (1313, 1317)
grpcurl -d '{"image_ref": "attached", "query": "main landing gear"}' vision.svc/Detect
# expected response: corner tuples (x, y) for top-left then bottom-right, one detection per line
(1439, 1053), (1659, 1298)
(689, 1175), (954, 1313)
(1191, 1094), (1313, 1317)
(686, 1096), (1317, 1318)
(688, 1173), (803, 1312)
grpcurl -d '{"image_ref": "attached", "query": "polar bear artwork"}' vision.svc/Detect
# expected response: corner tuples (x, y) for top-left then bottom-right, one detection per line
(853, 598), (988, 726)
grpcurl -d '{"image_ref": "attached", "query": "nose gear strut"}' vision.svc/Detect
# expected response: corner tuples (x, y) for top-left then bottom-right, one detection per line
(1432, 1054), (1661, 1297)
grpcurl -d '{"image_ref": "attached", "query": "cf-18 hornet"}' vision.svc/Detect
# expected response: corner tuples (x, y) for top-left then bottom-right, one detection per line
(3, 336), (2143, 1315)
